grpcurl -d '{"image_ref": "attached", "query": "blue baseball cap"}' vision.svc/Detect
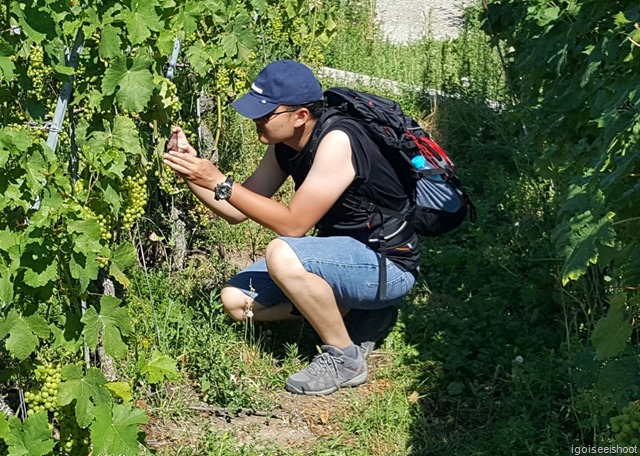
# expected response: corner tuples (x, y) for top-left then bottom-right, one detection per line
(231, 60), (323, 119)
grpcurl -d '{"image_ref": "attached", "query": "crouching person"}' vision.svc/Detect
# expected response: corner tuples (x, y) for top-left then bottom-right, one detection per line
(163, 60), (419, 395)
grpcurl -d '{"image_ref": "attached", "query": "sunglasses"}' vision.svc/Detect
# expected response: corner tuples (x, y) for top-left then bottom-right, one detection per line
(255, 107), (300, 124)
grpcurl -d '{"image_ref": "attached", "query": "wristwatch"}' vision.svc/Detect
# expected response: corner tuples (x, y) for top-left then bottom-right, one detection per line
(214, 176), (234, 201)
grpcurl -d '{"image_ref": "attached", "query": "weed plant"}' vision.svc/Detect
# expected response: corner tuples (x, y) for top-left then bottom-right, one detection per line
(324, 1), (507, 102)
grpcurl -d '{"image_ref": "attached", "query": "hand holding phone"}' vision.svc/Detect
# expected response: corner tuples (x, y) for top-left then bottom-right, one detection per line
(164, 127), (197, 157)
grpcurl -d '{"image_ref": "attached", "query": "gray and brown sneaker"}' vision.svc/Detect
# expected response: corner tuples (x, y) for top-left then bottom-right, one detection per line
(285, 345), (368, 396)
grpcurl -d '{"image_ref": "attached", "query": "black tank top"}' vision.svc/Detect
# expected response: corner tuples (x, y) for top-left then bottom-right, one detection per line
(274, 116), (420, 272)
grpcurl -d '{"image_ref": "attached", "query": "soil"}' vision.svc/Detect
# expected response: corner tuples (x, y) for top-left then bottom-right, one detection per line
(142, 352), (397, 453)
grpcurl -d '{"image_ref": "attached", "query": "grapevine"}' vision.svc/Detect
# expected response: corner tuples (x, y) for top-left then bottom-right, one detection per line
(611, 402), (640, 446)
(0, 0), (338, 454)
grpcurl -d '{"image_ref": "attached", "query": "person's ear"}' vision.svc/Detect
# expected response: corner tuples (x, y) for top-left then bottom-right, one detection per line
(293, 107), (311, 127)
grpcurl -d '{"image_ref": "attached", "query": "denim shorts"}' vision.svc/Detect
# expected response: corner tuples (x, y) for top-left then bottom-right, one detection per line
(226, 236), (416, 310)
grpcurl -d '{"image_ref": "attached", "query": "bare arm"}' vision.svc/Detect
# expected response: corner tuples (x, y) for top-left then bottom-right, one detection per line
(163, 128), (287, 224)
(164, 128), (356, 235)
(224, 130), (356, 236)
(183, 146), (288, 224)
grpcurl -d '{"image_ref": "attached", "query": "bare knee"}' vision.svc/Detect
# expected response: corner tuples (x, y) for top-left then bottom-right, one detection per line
(220, 286), (251, 321)
(265, 239), (304, 282)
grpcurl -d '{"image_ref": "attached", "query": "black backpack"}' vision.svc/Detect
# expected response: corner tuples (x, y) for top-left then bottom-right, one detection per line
(321, 87), (476, 238)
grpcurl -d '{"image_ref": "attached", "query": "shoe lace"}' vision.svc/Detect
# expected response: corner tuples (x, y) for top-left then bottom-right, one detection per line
(307, 352), (344, 378)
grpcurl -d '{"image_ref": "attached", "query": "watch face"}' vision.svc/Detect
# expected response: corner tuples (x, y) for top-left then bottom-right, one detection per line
(215, 183), (232, 200)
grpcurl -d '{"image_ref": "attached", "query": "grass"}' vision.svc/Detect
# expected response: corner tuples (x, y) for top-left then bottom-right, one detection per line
(120, 1), (630, 454)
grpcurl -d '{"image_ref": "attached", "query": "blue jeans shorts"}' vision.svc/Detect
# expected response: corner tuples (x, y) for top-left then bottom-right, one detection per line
(226, 236), (416, 310)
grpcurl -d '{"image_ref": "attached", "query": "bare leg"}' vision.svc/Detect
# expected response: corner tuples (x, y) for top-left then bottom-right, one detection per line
(221, 284), (349, 322)
(220, 286), (299, 321)
(264, 239), (352, 349)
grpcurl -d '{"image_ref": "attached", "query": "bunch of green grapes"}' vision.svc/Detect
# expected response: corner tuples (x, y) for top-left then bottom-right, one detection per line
(82, 207), (113, 244)
(95, 212), (113, 241)
(163, 79), (181, 112)
(187, 196), (212, 227)
(73, 179), (86, 196)
(267, 6), (284, 42)
(57, 405), (90, 455)
(610, 401), (640, 446)
(155, 163), (180, 196)
(27, 45), (55, 112)
(27, 45), (49, 98)
(120, 172), (148, 230)
(290, 17), (307, 47)
(24, 361), (62, 416)
(303, 45), (326, 68)
(214, 66), (231, 94)
(231, 66), (249, 95)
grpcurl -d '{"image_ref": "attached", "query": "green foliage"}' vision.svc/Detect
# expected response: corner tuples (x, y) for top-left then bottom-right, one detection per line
(89, 403), (148, 456)
(0, 412), (55, 456)
(254, 0), (338, 68)
(0, 0), (339, 453)
(137, 349), (180, 385)
(483, 0), (640, 292)
(324, 1), (507, 100)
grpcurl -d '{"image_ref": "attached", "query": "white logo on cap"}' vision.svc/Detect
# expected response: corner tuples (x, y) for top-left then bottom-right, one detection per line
(251, 83), (263, 94)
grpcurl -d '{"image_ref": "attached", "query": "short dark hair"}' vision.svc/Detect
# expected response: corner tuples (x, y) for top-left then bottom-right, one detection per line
(284, 100), (326, 120)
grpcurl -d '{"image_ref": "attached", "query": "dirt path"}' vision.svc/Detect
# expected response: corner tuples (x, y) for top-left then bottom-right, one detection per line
(144, 352), (397, 454)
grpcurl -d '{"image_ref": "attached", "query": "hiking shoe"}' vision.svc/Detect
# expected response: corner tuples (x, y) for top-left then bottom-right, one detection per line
(285, 345), (368, 395)
(343, 306), (399, 358)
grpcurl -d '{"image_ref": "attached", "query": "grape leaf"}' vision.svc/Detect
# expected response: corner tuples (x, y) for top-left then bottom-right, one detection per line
(101, 55), (155, 112)
(109, 242), (138, 288)
(0, 128), (32, 162)
(5, 412), (55, 456)
(106, 381), (133, 403)
(9, 3), (46, 43)
(535, 6), (560, 26)
(596, 356), (639, 403)
(552, 210), (616, 285)
(90, 403), (148, 456)
(137, 350), (180, 384)
(58, 366), (111, 429)
(592, 294), (632, 360)
(99, 24), (122, 59)
(0, 263), (15, 307)
(21, 242), (58, 288)
(185, 40), (224, 77)
(0, 55), (15, 82)
(95, 179), (122, 215)
(50, 312), (83, 353)
(81, 296), (132, 359)
(69, 250), (99, 294)
(100, 146), (127, 179)
(119, 0), (162, 45)
(172, 1), (201, 36)
(221, 13), (256, 62)
(0, 309), (50, 361)
(111, 116), (143, 157)
(0, 412), (9, 439)
(67, 219), (103, 253)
